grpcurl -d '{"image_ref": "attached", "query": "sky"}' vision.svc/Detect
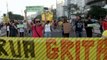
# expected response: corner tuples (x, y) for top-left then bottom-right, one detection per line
(0, 0), (56, 16)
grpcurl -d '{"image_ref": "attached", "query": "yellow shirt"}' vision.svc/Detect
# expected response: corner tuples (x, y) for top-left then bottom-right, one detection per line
(102, 30), (107, 37)
(59, 21), (63, 26)
(3, 16), (9, 23)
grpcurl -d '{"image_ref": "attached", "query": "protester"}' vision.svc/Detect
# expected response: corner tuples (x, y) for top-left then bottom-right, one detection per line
(53, 20), (58, 29)
(102, 30), (107, 39)
(18, 22), (25, 37)
(92, 21), (101, 37)
(84, 16), (93, 37)
(0, 23), (3, 35)
(9, 21), (18, 37)
(75, 16), (83, 37)
(27, 18), (44, 37)
(99, 17), (103, 34)
(23, 20), (28, 36)
(6, 23), (10, 37)
(102, 15), (107, 31)
(27, 20), (32, 37)
(62, 18), (71, 37)
(58, 20), (63, 31)
(44, 21), (52, 37)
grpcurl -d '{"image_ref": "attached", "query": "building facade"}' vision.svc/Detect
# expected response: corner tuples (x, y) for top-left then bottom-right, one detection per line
(63, 0), (86, 19)
(56, 0), (65, 18)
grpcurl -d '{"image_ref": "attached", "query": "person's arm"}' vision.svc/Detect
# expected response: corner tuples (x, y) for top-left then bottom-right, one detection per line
(27, 21), (33, 29)
(84, 21), (88, 28)
(41, 21), (46, 27)
(69, 23), (73, 32)
(13, 24), (17, 30)
(102, 21), (104, 30)
(50, 24), (53, 31)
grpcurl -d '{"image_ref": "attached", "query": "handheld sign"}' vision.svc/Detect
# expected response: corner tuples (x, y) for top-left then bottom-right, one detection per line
(17, 24), (24, 28)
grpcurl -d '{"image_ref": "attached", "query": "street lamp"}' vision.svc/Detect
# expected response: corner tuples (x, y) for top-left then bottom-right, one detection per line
(56, 0), (58, 19)
(6, 1), (8, 13)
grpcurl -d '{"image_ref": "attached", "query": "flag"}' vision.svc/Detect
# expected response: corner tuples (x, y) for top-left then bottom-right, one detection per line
(41, 11), (53, 21)
(3, 16), (10, 23)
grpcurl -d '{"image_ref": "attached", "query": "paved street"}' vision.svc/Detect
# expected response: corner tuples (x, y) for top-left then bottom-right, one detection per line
(51, 28), (101, 37)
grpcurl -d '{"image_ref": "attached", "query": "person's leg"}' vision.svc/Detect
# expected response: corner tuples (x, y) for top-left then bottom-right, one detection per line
(63, 33), (66, 37)
(62, 29), (65, 37)
(9, 34), (12, 37)
(76, 31), (79, 37)
(86, 29), (91, 37)
(28, 30), (31, 37)
(79, 32), (82, 37)
(62, 31), (64, 37)
(21, 32), (23, 37)
(8, 31), (10, 37)
(87, 31), (90, 37)
(20, 32), (22, 37)
(66, 33), (69, 37)
(87, 30), (92, 37)
(7, 31), (9, 37)
(64, 33), (69, 37)
(48, 32), (51, 37)
(25, 29), (27, 36)
(44, 32), (48, 37)
(85, 29), (89, 37)
(22, 32), (24, 37)
(46, 32), (49, 37)
(90, 30), (92, 37)
(100, 26), (103, 34)
(7, 31), (8, 37)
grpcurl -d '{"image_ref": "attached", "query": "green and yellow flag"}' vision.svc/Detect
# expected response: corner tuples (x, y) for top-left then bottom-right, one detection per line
(42, 11), (53, 22)
(3, 16), (10, 23)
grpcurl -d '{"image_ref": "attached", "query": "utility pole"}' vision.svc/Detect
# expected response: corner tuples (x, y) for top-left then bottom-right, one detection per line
(24, 10), (27, 20)
(67, 0), (71, 20)
(56, 0), (57, 19)
(6, 0), (9, 16)
(6, 0), (10, 23)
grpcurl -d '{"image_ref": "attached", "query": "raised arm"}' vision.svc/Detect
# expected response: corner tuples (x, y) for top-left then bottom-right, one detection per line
(27, 20), (33, 29)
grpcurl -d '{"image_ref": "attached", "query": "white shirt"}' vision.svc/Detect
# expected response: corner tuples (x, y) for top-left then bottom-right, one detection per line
(45, 23), (51, 32)
(23, 23), (27, 29)
(19, 28), (24, 32)
(6, 26), (10, 31)
(93, 23), (101, 34)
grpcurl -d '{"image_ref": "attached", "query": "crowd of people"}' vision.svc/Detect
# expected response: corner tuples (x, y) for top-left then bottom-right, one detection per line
(0, 15), (107, 38)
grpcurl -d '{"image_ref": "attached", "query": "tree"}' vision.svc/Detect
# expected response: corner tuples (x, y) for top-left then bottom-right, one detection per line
(87, 6), (107, 19)
(13, 14), (24, 20)
(67, 4), (80, 19)
(36, 15), (41, 20)
(8, 12), (14, 20)
(51, 9), (56, 19)
(8, 12), (24, 20)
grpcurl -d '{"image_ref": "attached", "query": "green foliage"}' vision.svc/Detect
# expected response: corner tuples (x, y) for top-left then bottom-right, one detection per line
(8, 12), (24, 20)
(51, 9), (56, 19)
(67, 4), (80, 19)
(36, 15), (41, 20)
(87, 6), (107, 19)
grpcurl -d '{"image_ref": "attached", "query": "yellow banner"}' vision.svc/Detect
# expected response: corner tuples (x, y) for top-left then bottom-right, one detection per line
(0, 37), (107, 60)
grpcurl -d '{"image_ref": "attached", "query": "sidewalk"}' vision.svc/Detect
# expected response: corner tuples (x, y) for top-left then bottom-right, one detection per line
(0, 26), (6, 37)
